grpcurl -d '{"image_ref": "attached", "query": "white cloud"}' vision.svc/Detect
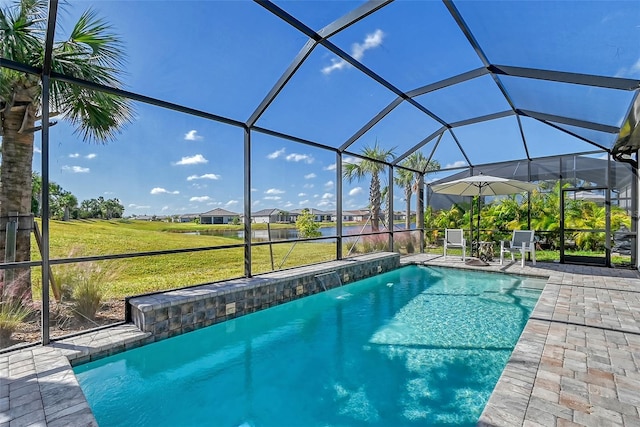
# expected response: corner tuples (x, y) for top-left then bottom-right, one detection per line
(322, 192), (333, 199)
(264, 196), (282, 201)
(343, 156), (361, 165)
(161, 206), (169, 211)
(187, 173), (220, 181)
(445, 160), (467, 169)
(175, 154), (208, 165)
(298, 192), (307, 197)
(150, 187), (179, 195)
(284, 202), (293, 208)
(324, 163), (336, 171)
(299, 199), (309, 205)
(322, 29), (384, 75)
(69, 153), (80, 158)
(34, 146), (41, 154)
(325, 180), (334, 189)
(286, 153), (314, 164)
(62, 165), (89, 173)
(252, 200), (261, 207)
(349, 187), (363, 196)
(225, 200), (239, 207)
(190, 196), (211, 202)
(303, 183), (314, 189)
(128, 204), (150, 209)
(251, 188), (258, 192)
(318, 199), (335, 208)
(304, 173), (316, 179)
(184, 130), (203, 141)
(85, 153), (96, 159)
(615, 57), (640, 78)
(267, 148), (286, 159)
(265, 188), (285, 195)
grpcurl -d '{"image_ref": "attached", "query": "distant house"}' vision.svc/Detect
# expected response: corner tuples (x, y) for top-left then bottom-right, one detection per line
(178, 213), (199, 223)
(333, 209), (370, 222)
(200, 208), (239, 224)
(291, 208), (332, 222)
(251, 208), (292, 223)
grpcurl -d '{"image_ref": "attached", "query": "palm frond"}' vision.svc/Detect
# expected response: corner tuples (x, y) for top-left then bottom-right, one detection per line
(0, 0), (47, 62)
(61, 86), (133, 142)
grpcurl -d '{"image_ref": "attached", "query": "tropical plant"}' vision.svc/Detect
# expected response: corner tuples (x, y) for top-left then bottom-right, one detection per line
(0, 0), (133, 300)
(435, 205), (464, 229)
(343, 142), (396, 231)
(295, 209), (321, 238)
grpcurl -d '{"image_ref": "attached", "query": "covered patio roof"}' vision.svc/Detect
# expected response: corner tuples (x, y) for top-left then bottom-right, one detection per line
(4, 0), (638, 174)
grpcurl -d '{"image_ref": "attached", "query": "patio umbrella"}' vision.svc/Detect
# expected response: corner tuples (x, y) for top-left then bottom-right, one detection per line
(430, 173), (537, 252)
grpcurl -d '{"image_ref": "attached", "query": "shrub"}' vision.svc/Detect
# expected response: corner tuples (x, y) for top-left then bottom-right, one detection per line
(360, 234), (390, 253)
(54, 258), (119, 322)
(0, 272), (34, 347)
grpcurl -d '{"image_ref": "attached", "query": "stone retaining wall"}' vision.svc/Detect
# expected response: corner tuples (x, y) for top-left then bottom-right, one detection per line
(128, 252), (400, 341)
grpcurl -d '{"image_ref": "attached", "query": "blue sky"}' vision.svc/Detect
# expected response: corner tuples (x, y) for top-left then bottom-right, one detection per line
(26, 0), (640, 216)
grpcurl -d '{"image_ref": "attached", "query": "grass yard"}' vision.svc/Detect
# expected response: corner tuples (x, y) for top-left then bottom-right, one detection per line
(31, 219), (338, 299)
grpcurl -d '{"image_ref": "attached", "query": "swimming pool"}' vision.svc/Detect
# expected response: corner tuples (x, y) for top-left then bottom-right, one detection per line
(74, 265), (545, 426)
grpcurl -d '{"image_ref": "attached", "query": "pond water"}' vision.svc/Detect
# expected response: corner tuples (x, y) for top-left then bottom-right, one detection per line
(194, 224), (416, 242)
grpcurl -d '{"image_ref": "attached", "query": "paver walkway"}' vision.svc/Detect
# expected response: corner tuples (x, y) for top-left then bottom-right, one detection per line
(2, 254), (639, 426)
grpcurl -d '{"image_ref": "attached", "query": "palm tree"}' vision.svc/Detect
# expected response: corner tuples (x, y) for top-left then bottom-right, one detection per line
(343, 142), (396, 231)
(1, 0), (132, 299)
(395, 152), (440, 231)
(394, 168), (414, 230)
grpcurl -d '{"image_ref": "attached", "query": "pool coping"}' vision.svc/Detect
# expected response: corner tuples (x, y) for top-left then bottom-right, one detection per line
(2, 253), (640, 426)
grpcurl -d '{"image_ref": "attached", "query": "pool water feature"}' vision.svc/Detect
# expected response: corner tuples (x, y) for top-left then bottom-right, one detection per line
(74, 265), (545, 426)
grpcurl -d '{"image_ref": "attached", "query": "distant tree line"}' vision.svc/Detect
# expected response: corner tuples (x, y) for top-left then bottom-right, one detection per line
(31, 173), (124, 220)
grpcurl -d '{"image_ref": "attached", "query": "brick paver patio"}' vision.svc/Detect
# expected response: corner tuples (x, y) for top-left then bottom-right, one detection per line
(2, 253), (639, 426)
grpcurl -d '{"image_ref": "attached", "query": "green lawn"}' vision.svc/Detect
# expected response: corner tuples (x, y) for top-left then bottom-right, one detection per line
(31, 219), (338, 299)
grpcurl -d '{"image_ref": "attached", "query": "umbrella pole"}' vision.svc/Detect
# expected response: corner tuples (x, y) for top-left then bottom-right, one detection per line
(477, 195), (481, 246)
(470, 196), (474, 256)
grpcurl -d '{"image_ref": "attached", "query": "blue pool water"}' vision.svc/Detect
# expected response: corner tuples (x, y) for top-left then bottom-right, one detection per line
(74, 266), (545, 426)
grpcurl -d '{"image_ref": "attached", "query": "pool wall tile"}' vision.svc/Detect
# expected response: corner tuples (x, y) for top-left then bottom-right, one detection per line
(128, 252), (400, 340)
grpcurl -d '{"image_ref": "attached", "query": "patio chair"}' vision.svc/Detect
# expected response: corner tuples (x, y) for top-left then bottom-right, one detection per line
(444, 229), (466, 261)
(500, 230), (536, 267)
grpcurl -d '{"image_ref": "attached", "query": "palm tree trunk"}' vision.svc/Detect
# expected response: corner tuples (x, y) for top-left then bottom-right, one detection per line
(405, 186), (411, 230)
(0, 105), (35, 301)
(416, 177), (424, 230)
(370, 172), (380, 232)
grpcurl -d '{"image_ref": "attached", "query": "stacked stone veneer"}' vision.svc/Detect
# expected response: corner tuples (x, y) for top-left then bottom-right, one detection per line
(128, 252), (400, 340)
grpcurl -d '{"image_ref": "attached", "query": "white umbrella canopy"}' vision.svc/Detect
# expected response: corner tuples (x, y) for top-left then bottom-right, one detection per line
(430, 173), (538, 197)
(431, 173), (538, 256)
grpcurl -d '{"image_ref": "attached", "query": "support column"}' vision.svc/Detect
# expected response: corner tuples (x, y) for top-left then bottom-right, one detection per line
(41, 75), (51, 345)
(387, 165), (393, 251)
(418, 174), (425, 253)
(244, 128), (252, 277)
(336, 152), (343, 260)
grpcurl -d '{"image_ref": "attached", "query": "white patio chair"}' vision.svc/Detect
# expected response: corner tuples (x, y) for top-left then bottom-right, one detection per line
(500, 230), (536, 267)
(444, 228), (466, 261)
